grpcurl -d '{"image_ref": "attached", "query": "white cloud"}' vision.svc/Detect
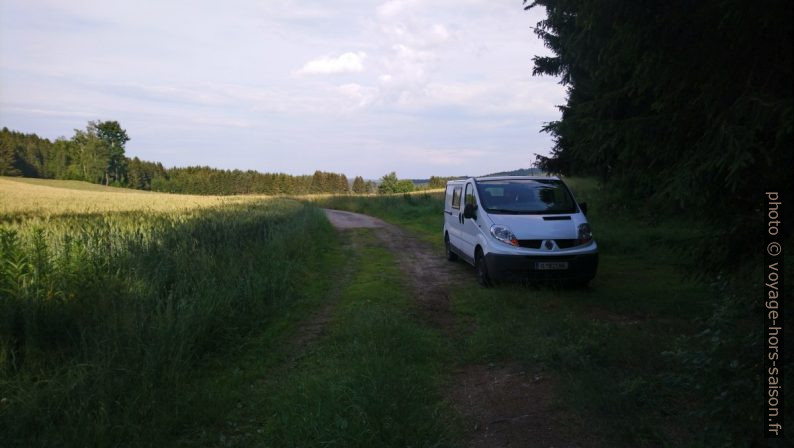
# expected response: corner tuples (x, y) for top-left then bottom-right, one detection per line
(384, 80), (561, 116)
(190, 116), (252, 128)
(396, 146), (491, 167)
(336, 83), (380, 109)
(296, 52), (367, 75)
(376, 0), (418, 18)
(431, 24), (450, 42)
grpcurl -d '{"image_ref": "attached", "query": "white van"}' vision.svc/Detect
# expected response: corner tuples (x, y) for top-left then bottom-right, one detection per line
(443, 176), (598, 286)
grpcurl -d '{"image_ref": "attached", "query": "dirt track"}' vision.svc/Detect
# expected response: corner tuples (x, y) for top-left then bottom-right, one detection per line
(321, 209), (384, 229)
(323, 208), (462, 329)
(322, 208), (589, 448)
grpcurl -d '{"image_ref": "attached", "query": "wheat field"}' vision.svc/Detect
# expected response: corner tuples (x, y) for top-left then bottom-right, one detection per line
(0, 176), (276, 219)
(0, 176), (333, 447)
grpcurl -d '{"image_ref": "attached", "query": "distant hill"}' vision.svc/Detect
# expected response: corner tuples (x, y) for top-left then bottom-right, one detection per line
(410, 168), (546, 185)
(482, 167), (546, 177)
(410, 176), (466, 186)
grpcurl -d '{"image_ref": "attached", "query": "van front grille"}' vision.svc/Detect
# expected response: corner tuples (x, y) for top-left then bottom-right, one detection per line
(555, 239), (579, 249)
(518, 240), (542, 249)
(517, 239), (579, 249)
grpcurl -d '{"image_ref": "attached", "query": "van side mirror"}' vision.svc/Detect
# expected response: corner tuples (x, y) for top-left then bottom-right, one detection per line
(463, 203), (477, 220)
(579, 202), (588, 215)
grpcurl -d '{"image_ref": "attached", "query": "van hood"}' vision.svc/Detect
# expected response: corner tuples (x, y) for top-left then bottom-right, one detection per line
(487, 214), (577, 239)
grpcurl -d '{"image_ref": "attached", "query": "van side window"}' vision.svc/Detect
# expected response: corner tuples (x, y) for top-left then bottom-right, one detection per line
(451, 187), (462, 209)
(464, 183), (475, 206)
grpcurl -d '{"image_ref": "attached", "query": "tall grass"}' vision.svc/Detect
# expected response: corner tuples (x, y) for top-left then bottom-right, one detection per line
(0, 198), (333, 447)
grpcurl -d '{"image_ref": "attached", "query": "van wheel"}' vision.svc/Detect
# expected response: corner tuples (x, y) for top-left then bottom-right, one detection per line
(475, 250), (492, 287)
(445, 234), (458, 261)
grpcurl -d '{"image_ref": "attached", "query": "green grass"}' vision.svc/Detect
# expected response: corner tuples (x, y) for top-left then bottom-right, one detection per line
(176, 229), (457, 447)
(451, 283), (708, 446)
(262, 230), (454, 447)
(316, 178), (717, 447)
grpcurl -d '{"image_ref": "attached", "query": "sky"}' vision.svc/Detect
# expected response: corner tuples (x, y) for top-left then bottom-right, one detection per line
(0, 0), (565, 178)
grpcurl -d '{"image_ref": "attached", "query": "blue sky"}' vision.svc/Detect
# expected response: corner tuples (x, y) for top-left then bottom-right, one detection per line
(0, 0), (565, 178)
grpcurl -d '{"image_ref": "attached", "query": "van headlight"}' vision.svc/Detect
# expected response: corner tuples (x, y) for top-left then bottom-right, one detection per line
(490, 224), (519, 247)
(578, 223), (593, 245)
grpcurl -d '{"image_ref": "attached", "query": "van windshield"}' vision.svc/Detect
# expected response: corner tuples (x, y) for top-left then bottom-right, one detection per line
(475, 179), (577, 214)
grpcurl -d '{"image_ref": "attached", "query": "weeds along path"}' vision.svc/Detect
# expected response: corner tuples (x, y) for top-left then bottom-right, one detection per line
(323, 209), (464, 330)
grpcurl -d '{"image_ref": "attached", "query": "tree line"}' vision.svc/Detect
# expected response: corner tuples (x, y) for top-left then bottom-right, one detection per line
(1, 121), (131, 185)
(356, 173), (458, 194)
(1, 123), (461, 196)
(1, 124), (356, 195)
(147, 167), (352, 195)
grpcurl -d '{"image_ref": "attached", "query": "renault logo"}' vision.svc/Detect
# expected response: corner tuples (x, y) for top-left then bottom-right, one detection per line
(544, 240), (554, 250)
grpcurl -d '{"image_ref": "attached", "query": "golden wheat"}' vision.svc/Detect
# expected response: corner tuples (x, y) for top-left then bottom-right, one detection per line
(0, 177), (274, 218)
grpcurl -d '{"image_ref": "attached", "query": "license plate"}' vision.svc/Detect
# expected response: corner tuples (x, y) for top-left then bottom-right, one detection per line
(535, 261), (568, 270)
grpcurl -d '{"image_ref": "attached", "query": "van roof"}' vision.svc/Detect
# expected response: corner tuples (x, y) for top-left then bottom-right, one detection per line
(446, 175), (560, 185)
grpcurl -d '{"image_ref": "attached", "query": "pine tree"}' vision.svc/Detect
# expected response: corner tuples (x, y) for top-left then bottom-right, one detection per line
(352, 176), (366, 194)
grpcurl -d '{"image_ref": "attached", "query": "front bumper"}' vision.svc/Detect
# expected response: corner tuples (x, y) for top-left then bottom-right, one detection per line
(484, 251), (598, 282)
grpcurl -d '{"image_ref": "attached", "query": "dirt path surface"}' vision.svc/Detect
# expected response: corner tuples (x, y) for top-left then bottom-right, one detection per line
(322, 208), (588, 448)
(322, 209), (384, 229)
(323, 208), (464, 329)
(452, 365), (594, 448)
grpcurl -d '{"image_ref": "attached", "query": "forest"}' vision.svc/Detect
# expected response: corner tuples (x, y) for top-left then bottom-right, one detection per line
(0, 125), (456, 195)
(0, 124), (352, 195)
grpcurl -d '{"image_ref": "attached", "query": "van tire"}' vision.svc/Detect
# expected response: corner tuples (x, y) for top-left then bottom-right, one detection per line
(445, 233), (458, 261)
(475, 249), (492, 287)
